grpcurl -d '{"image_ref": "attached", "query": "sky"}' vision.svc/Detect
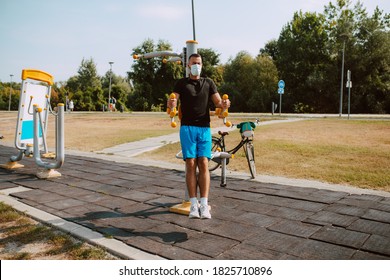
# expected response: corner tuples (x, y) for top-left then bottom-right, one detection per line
(0, 0), (389, 83)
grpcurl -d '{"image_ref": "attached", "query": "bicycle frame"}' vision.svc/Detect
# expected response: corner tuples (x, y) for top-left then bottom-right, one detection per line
(213, 134), (253, 156)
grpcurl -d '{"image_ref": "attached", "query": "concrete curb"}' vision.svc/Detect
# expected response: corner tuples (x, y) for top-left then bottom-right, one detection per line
(0, 191), (165, 260)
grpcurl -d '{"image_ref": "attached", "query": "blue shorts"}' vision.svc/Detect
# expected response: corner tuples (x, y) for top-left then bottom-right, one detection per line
(180, 125), (211, 160)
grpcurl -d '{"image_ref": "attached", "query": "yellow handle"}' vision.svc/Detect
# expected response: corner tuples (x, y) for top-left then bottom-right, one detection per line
(221, 94), (231, 127)
(168, 93), (177, 128)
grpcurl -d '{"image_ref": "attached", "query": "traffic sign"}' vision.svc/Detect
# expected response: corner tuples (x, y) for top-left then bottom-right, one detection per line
(278, 88), (284, 94)
(278, 80), (285, 89)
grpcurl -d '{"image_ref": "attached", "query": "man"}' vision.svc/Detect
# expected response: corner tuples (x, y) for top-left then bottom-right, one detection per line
(168, 53), (230, 219)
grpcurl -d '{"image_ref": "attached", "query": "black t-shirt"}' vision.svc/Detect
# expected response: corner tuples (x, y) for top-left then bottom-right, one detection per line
(173, 77), (218, 127)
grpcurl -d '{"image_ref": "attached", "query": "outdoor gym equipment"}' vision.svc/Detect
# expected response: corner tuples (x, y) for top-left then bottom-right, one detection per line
(0, 69), (65, 179)
(167, 93), (178, 128)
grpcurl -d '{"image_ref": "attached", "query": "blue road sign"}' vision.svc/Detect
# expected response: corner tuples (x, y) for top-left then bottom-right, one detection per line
(278, 80), (285, 89)
(278, 88), (284, 94)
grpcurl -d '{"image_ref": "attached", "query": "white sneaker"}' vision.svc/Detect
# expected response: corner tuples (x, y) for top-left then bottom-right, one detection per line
(200, 204), (211, 219)
(189, 204), (200, 219)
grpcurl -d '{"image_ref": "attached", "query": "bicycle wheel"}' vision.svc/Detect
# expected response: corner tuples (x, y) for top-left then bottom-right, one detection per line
(244, 141), (256, 179)
(209, 137), (223, 171)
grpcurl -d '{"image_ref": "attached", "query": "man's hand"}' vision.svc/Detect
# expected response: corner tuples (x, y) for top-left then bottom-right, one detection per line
(167, 93), (177, 109)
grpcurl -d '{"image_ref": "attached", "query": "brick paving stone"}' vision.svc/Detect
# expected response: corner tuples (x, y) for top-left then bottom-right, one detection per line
(13, 178), (54, 189)
(304, 210), (359, 227)
(372, 202), (390, 212)
(124, 235), (164, 255)
(95, 196), (138, 210)
(76, 192), (110, 203)
(145, 196), (182, 208)
(352, 250), (390, 260)
(337, 197), (379, 209)
(347, 219), (390, 237)
(175, 232), (239, 258)
(267, 220), (322, 238)
(211, 205), (247, 222)
(349, 194), (385, 202)
(212, 196), (247, 209)
(70, 204), (123, 222)
(139, 185), (177, 196)
(44, 197), (87, 210)
(236, 212), (281, 228)
(159, 188), (184, 199)
(169, 216), (225, 233)
(205, 221), (260, 241)
(223, 190), (265, 201)
(323, 203), (368, 217)
(115, 202), (163, 217)
(243, 228), (304, 254)
(235, 200), (278, 214)
(265, 205), (315, 221)
(12, 189), (67, 204)
(290, 239), (357, 259)
(139, 223), (198, 244)
(311, 226), (370, 249)
(0, 181), (19, 189)
(362, 234), (390, 256)
(158, 244), (212, 260)
(46, 185), (95, 198)
(257, 196), (326, 212)
(362, 209), (390, 223)
(119, 189), (161, 202)
(102, 215), (163, 234)
(216, 243), (283, 260)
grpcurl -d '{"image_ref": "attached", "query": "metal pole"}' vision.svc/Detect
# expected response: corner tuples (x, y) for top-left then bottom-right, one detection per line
(108, 62), (114, 112)
(347, 70), (351, 120)
(191, 0), (196, 41)
(8, 74), (13, 111)
(279, 94), (282, 116)
(339, 40), (345, 117)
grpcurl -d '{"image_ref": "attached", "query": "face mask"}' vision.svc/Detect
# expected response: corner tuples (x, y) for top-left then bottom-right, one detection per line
(190, 64), (202, 76)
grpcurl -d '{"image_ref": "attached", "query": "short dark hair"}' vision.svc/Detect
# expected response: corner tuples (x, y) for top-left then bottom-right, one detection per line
(188, 53), (201, 61)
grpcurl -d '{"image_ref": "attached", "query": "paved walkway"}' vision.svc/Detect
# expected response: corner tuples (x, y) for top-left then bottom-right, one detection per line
(1, 144), (390, 260)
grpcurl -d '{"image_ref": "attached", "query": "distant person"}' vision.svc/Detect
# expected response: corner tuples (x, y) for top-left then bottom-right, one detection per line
(69, 100), (74, 112)
(112, 97), (117, 112)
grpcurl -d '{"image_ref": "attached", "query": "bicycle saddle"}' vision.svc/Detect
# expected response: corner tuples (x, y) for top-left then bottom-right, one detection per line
(218, 131), (229, 136)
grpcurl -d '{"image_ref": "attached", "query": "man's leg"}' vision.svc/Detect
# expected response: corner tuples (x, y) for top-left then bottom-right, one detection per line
(197, 157), (210, 198)
(186, 158), (200, 218)
(197, 157), (211, 219)
(185, 158), (198, 198)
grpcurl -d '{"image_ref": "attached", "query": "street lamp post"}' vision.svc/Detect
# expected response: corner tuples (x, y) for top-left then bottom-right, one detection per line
(8, 74), (13, 111)
(108, 61), (114, 112)
(339, 39), (345, 117)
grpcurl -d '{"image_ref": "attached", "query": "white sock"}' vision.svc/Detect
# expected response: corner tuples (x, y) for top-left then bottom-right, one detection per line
(189, 197), (198, 206)
(200, 197), (208, 206)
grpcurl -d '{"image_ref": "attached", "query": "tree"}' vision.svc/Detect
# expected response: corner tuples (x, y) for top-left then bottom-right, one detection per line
(221, 51), (278, 112)
(323, 0), (390, 113)
(127, 39), (221, 111)
(65, 58), (104, 111)
(275, 11), (331, 112)
(101, 72), (133, 111)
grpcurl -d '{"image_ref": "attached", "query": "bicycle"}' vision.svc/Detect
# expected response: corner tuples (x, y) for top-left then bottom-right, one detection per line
(209, 120), (257, 180)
